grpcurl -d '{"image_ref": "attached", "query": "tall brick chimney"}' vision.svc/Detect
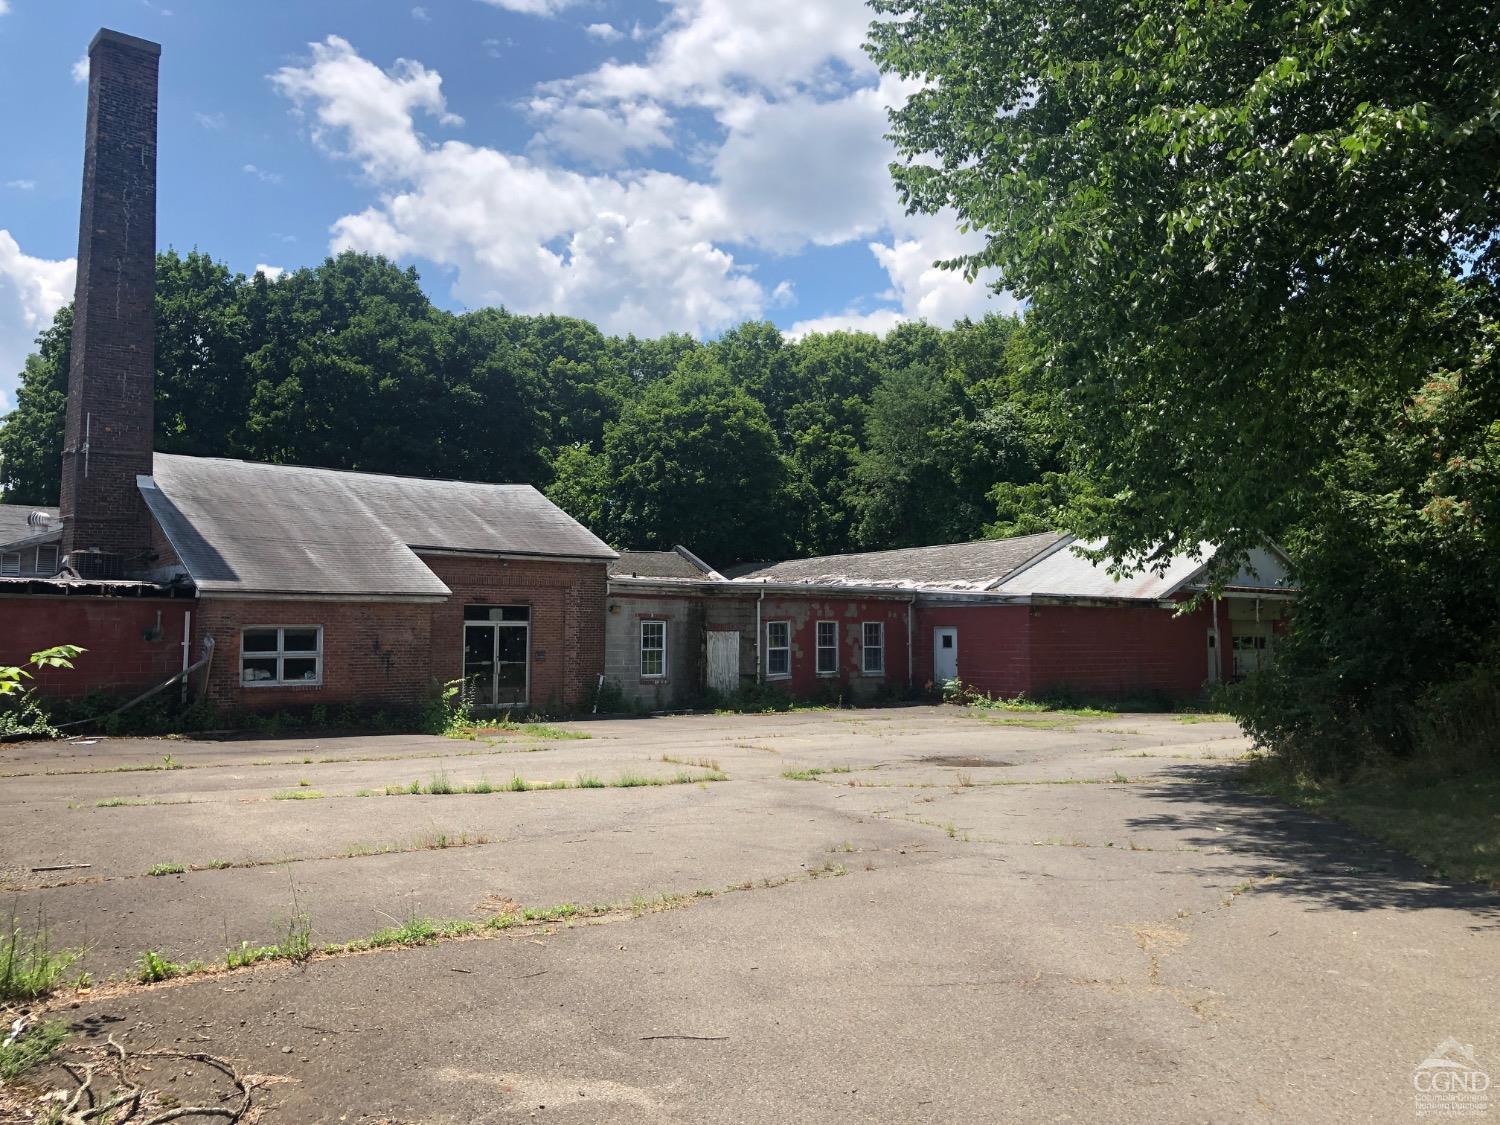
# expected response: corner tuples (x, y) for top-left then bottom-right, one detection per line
(59, 29), (161, 577)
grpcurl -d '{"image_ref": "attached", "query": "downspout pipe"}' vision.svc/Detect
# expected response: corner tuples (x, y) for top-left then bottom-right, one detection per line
(755, 589), (764, 685)
(907, 596), (916, 691)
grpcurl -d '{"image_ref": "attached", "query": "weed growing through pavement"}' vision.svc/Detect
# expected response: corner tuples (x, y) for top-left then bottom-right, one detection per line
(0, 913), (81, 1003)
(137, 949), (205, 983)
(661, 754), (722, 771)
(272, 789), (324, 801)
(146, 863), (185, 877)
(781, 766), (852, 781)
(0, 1020), (67, 1081)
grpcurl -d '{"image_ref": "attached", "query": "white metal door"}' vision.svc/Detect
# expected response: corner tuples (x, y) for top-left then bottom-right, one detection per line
(706, 631), (740, 695)
(933, 627), (958, 683)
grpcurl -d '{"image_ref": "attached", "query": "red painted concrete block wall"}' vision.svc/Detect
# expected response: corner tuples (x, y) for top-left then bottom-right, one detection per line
(756, 595), (911, 698)
(0, 596), (188, 696)
(1026, 601), (1217, 698)
(913, 604), (1031, 697)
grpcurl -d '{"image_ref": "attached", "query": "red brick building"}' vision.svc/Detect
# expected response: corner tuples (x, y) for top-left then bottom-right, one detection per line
(0, 29), (613, 717)
(600, 537), (1292, 710)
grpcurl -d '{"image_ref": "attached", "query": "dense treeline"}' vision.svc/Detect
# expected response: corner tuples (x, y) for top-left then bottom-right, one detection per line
(0, 250), (1059, 566)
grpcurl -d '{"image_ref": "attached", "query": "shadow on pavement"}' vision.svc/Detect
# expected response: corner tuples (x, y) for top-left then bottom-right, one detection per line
(1128, 763), (1500, 925)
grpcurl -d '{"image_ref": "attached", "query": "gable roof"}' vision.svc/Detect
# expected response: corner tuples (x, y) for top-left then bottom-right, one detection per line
(609, 546), (721, 581)
(0, 505), (61, 553)
(141, 453), (614, 599)
(992, 539), (1296, 600)
(728, 531), (1066, 592)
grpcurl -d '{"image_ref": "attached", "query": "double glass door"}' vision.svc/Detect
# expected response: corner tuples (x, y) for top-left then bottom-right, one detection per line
(463, 605), (530, 707)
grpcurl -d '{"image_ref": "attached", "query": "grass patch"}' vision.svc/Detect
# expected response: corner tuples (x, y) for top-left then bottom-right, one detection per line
(448, 716), (590, 741)
(661, 754), (721, 771)
(271, 789), (324, 801)
(95, 796), (143, 808)
(1176, 712), (1237, 724)
(0, 1020), (67, 1081)
(1244, 758), (1500, 885)
(426, 771), (456, 795)
(0, 917), (82, 1003)
(575, 773), (605, 788)
(781, 766), (852, 781)
(137, 949), (205, 983)
(146, 862), (186, 877)
(204, 858), (232, 870)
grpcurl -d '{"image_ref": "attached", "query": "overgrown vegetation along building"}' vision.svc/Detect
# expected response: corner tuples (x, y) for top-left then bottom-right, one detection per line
(0, 28), (1292, 718)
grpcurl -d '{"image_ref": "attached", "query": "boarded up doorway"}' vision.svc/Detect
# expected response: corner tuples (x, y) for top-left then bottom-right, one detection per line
(707, 630), (739, 695)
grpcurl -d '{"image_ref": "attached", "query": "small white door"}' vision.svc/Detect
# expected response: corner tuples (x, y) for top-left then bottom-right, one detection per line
(933, 627), (958, 683)
(706, 630), (740, 695)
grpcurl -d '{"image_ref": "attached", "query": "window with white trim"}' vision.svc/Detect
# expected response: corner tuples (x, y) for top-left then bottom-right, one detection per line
(815, 620), (838, 675)
(640, 620), (667, 678)
(861, 622), (885, 674)
(35, 545), (59, 574)
(241, 626), (323, 687)
(765, 620), (791, 678)
(0, 553), (18, 577)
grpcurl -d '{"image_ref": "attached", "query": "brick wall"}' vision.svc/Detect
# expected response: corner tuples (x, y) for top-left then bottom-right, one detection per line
(195, 598), (433, 711)
(0, 594), (189, 696)
(422, 555), (608, 711)
(60, 31), (160, 566)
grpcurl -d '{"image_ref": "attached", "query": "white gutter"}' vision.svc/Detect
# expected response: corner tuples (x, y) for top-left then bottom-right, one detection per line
(179, 609), (191, 703)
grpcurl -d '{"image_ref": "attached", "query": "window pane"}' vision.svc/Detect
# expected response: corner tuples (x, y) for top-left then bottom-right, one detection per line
(768, 622), (788, 647)
(642, 650), (664, 677)
(243, 630), (278, 653)
(642, 621), (665, 649)
(497, 626), (528, 662)
(817, 622), (835, 646)
(768, 650), (789, 675)
(817, 649), (837, 674)
(241, 657), (278, 682)
(282, 657), (320, 682)
(282, 628), (320, 653)
(501, 605), (531, 622)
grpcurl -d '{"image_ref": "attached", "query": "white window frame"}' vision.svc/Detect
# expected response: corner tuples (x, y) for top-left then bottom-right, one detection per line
(861, 621), (885, 675)
(34, 544), (59, 574)
(640, 619), (667, 678)
(765, 620), (791, 679)
(240, 626), (324, 688)
(0, 553), (18, 577)
(815, 620), (839, 675)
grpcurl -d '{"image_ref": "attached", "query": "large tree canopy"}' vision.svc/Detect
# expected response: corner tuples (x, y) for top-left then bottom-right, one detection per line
(0, 250), (1052, 566)
(869, 0), (1500, 768)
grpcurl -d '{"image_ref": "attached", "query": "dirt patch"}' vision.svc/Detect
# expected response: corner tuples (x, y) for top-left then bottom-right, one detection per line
(919, 755), (1016, 768)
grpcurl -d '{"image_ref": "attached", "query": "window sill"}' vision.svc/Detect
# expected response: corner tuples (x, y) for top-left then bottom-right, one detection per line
(241, 681), (324, 690)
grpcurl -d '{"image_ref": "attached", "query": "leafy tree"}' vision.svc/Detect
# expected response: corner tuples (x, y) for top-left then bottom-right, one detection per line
(599, 352), (791, 564)
(869, 0), (1500, 768)
(0, 307), (70, 504)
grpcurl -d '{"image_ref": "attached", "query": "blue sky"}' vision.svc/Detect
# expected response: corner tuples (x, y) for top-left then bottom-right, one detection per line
(0, 0), (1010, 411)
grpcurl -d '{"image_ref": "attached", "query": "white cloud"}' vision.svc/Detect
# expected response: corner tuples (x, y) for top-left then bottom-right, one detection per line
(4, 180), (36, 192)
(252, 263), (285, 281)
(72, 55), (89, 84)
(786, 308), (908, 340)
(0, 232), (74, 413)
(0, 2), (11, 16)
(273, 22), (1006, 343)
(242, 163), (284, 185)
(411, 6), (431, 22)
(474, 0), (577, 14)
(194, 110), (226, 129)
(583, 22), (621, 41)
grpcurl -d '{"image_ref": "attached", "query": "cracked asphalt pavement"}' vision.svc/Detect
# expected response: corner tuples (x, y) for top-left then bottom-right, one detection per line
(1, 706), (1494, 1122)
